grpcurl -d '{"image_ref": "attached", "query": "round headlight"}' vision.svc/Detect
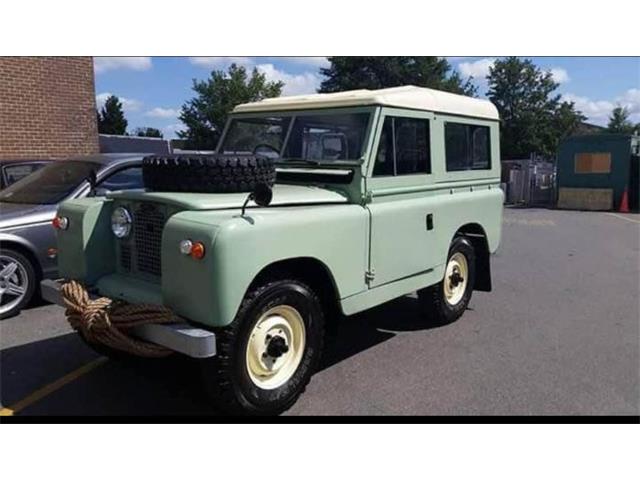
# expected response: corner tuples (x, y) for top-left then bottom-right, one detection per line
(111, 207), (132, 238)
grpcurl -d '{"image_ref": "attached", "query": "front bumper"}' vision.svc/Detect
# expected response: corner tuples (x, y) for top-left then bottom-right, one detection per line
(40, 279), (217, 359)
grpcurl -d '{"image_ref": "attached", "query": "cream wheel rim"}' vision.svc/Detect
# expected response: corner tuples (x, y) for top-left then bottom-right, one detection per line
(444, 252), (468, 306)
(246, 305), (306, 390)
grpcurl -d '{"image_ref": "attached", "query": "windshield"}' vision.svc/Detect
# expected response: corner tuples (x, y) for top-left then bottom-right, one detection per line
(220, 111), (371, 163)
(0, 160), (98, 205)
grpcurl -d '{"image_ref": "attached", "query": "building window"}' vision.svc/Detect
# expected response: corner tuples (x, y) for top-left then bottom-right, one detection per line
(445, 122), (491, 171)
(373, 116), (431, 176)
(575, 153), (611, 174)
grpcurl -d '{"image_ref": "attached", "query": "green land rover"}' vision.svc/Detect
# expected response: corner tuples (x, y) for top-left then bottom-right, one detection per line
(43, 86), (504, 415)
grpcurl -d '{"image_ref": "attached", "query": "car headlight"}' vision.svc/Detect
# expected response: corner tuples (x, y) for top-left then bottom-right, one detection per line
(111, 207), (132, 238)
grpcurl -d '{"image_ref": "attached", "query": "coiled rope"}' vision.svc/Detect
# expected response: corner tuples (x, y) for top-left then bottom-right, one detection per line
(61, 280), (176, 358)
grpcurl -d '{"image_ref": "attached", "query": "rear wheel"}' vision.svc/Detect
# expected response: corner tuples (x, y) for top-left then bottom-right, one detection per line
(200, 279), (325, 415)
(0, 249), (36, 320)
(418, 237), (476, 325)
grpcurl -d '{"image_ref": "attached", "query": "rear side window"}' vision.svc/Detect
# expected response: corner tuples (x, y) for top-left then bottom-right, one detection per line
(445, 123), (491, 171)
(3, 163), (44, 186)
(373, 116), (431, 176)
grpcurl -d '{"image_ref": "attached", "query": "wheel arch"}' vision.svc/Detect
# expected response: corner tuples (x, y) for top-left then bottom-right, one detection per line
(247, 256), (343, 330)
(452, 223), (492, 292)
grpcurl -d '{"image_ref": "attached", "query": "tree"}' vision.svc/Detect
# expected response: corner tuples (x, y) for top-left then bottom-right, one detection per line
(607, 106), (635, 134)
(133, 127), (163, 138)
(97, 95), (128, 135)
(487, 57), (585, 159)
(178, 64), (284, 150)
(318, 57), (477, 96)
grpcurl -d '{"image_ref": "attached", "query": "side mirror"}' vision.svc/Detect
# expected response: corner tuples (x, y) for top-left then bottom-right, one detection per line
(241, 182), (273, 216)
(253, 182), (273, 207)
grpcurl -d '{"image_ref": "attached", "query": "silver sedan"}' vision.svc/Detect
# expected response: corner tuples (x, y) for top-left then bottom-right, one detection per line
(0, 154), (145, 319)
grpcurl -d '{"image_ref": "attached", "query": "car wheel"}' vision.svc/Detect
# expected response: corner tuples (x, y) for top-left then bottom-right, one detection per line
(0, 249), (37, 320)
(418, 236), (476, 325)
(200, 278), (325, 415)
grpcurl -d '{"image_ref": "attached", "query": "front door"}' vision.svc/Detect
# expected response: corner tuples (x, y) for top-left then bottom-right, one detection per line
(366, 110), (437, 288)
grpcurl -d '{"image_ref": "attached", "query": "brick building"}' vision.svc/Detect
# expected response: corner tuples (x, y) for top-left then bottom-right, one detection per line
(0, 57), (99, 160)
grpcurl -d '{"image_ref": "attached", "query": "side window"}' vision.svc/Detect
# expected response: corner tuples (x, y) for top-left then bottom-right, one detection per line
(373, 116), (431, 176)
(3, 163), (43, 186)
(99, 166), (144, 191)
(445, 122), (491, 171)
(395, 117), (430, 175)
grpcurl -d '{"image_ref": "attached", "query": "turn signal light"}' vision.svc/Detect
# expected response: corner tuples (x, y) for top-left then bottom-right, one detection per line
(190, 242), (206, 260)
(179, 239), (206, 260)
(52, 216), (69, 230)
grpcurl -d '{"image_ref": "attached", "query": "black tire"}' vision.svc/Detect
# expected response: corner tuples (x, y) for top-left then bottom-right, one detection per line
(200, 279), (325, 416)
(0, 248), (37, 320)
(418, 237), (476, 325)
(142, 154), (276, 193)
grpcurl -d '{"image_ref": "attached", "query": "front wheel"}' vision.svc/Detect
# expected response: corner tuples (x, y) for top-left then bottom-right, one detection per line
(418, 237), (476, 325)
(200, 279), (325, 415)
(0, 249), (37, 320)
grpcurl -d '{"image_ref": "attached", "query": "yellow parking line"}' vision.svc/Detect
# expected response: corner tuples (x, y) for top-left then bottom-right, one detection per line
(0, 357), (108, 416)
(605, 213), (640, 224)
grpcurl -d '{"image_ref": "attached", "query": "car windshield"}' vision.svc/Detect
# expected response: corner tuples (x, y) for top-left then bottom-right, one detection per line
(0, 160), (98, 205)
(220, 112), (371, 163)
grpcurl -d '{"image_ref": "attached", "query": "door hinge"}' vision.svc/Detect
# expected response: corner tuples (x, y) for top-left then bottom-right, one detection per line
(365, 269), (376, 284)
(362, 190), (373, 205)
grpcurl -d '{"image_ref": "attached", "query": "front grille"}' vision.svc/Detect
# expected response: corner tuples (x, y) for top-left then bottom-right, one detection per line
(133, 203), (165, 277)
(120, 243), (132, 272)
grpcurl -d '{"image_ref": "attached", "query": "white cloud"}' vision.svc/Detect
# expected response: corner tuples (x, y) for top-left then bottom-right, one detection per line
(618, 88), (640, 114)
(163, 123), (185, 139)
(94, 57), (152, 74)
(283, 57), (329, 68)
(95, 92), (142, 113)
(563, 88), (640, 125)
(189, 57), (321, 96)
(458, 58), (496, 80)
(145, 107), (180, 118)
(549, 67), (570, 84)
(189, 57), (253, 67)
(255, 63), (321, 96)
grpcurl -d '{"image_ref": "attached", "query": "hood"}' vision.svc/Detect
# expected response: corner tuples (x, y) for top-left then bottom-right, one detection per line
(0, 202), (56, 229)
(107, 184), (349, 210)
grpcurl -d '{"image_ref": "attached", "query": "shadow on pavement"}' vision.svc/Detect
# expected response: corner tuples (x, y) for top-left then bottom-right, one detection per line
(2, 294), (443, 416)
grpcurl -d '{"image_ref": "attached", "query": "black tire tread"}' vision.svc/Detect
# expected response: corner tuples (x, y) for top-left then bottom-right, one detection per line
(142, 154), (276, 193)
(418, 237), (476, 326)
(201, 278), (324, 416)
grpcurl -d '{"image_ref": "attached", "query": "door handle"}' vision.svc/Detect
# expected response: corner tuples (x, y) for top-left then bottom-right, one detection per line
(426, 214), (434, 231)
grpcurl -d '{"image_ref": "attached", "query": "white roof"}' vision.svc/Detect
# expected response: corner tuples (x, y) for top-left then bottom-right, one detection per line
(233, 86), (499, 120)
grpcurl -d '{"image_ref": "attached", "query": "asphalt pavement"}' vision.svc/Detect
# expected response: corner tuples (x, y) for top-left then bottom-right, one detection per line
(1, 208), (638, 416)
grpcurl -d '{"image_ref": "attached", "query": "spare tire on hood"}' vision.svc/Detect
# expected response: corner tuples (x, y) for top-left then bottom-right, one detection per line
(142, 154), (276, 193)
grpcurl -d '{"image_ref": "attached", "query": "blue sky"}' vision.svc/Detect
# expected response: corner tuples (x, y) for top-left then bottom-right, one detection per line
(94, 57), (640, 139)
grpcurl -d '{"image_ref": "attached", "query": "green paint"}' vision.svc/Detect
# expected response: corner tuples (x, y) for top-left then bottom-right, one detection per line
(56, 102), (504, 329)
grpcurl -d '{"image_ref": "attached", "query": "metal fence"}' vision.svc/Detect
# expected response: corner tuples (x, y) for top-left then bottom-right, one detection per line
(501, 157), (556, 207)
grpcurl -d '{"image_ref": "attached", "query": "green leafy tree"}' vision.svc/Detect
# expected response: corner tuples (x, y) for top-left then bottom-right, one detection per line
(607, 106), (635, 134)
(133, 127), (163, 138)
(178, 64), (284, 150)
(487, 57), (585, 158)
(318, 57), (477, 96)
(97, 95), (128, 135)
